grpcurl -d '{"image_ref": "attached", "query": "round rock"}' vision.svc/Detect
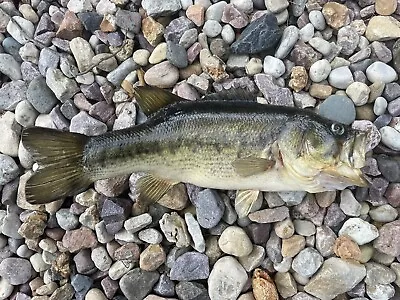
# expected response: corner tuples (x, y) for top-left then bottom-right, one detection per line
(328, 66), (354, 89)
(203, 20), (222, 38)
(346, 82), (370, 106)
(379, 126), (400, 151)
(339, 218), (379, 245)
(0, 154), (19, 185)
(318, 95), (356, 125)
(144, 61), (179, 88)
(367, 62), (398, 83)
(0, 258), (32, 285)
(263, 56), (285, 78)
(309, 59), (331, 83)
(218, 226), (253, 257)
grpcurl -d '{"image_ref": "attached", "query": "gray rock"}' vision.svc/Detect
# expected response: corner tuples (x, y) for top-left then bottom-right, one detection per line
(124, 213), (152, 233)
(71, 274), (93, 299)
(138, 228), (163, 244)
(388, 97), (400, 116)
(337, 26), (360, 56)
(179, 28), (198, 49)
(0, 80), (27, 111)
(0, 257), (32, 285)
(106, 58), (137, 87)
(115, 10), (141, 34)
(6, 16), (34, 44)
(176, 281), (208, 300)
(2, 212), (22, 239)
(309, 10), (326, 30)
(170, 252), (209, 281)
(366, 284), (395, 300)
(238, 245), (265, 272)
(70, 37), (95, 73)
(328, 66), (354, 89)
(0, 53), (21, 80)
(194, 189), (225, 229)
(46, 68), (79, 102)
(315, 225), (336, 257)
(56, 208), (79, 231)
(380, 126), (400, 151)
(21, 61), (41, 82)
(231, 14), (281, 55)
(15, 100), (39, 127)
(318, 95), (356, 125)
(369, 204), (398, 223)
(278, 191), (306, 206)
(275, 25), (299, 59)
(374, 220), (400, 257)
(292, 247), (323, 277)
(249, 206), (289, 223)
(383, 83), (400, 101)
(142, 0), (182, 17)
(70, 111), (107, 136)
(304, 257), (366, 299)
(339, 189), (362, 217)
(374, 97), (388, 116)
(119, 268), (160, 300)
(185, 212), (205, 252)
(0, 154), (19, 185)
(208, 256), (248, 300)
(166, 41), (188, 68)
(38, 48), (59, 76)
(164, 16), (195, 44)
(365, 262), (396, 286)
(309, 37), (332, 56)
(26, 76), (58, 113)
(366, 61), (398, 83)
(254, 74), (294, 106)
(0, 112), (21, 157)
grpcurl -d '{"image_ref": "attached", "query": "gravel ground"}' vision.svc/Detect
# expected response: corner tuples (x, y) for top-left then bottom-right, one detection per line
(0, 0), (400, 299)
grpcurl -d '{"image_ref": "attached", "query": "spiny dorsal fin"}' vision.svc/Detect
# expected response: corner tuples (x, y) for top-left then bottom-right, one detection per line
(134, 86), (185, 116)
(202, 88), (256, 101)
(232, 156), (275, 177)
(136, 174), (178, 208)
(235, 190), (261, 218)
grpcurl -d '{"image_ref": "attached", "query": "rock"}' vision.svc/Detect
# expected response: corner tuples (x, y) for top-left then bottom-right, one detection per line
(0, 258), (32, 285)
(139, 244), (166, 272)
(15, 100), (39, 127)
(263, 56), (285, 78)
(208, 256), (248, 300)
(374, 220), (400, 256)
(164, 16), (194, 44)
(85, 288), (107, 300)
(142, 0), (182, 17)
(252, 269), (279, 300)
(185, 213), (205, 252)
(375, 0), (397, 15)
(27, 76), (58, 113)
(318, 95), (356, 125)
(46, 68), (79, 102)
(333, 235), (362, 261)
(7, 16), (34, 44)
(176, 281), (208, 300)
(170, 252), (209, 280)
(193, 189), (225, 229)
(238, 245), (265, 272)
(0, 112), (21, 157)
(366, 284), (395, 300)
(322, 2), (350, 30)
(231, 13), (281, 54)
(186, 5), (205, 27)
(62, 227), (98, 253)
(109, 261), (135, 280)
(0, 53), (21, 80)
(166, 41), (188, 68)
(288, 66), (308, 92)
(274, 271), (297, 298)
(199, 49), (229, 82)
(339, 218), (379, 245)
(275, 26), (299, 59)
(70, 111), (107, 136)
(369, 204), (398, 222)
(221, 4), (248, 29)
(159, 212), (191, 247)
(0, 80), (27, 111)
(379, 126), (400, 151)
(218, 226), (253, 257)
(346, 81), (370, 107)
(292, 247), (323, 277)
(339, 189), (362, 216)
(0, 277), (13, 300)
(106, 58), (137, 87)
(18, 211), (47, 239)
(366, 16), (400, 41)
(374, 97), (388, 116)
(254, 74), (294, 106)
(281, 235), (306, 258)
(120, 269), (160, 300)
(0, 154), (19, 185)
(249, 206), (289, 223)
(124, 213), (152, 233)
(337, 26), (359, 56)
(203, 20), (222, 38)
(366, 62), (398, 84)
(328, 66), (354, 89)
(309, 59), (331, 83)
(144, 61), (179, 88)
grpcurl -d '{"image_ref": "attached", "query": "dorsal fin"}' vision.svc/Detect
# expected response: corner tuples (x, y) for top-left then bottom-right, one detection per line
(202, 88), (256, 101)
(134, 86), (185, 116)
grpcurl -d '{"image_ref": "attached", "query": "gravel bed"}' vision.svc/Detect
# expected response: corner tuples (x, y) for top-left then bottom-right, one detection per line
(0, 0), (400, 299)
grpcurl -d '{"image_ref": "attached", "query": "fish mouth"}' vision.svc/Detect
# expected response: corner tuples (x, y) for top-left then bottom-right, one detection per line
(327, 132), (368, 188)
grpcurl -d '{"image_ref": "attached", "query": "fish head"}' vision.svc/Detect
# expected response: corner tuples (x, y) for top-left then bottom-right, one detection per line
(277, 116), (368, 191)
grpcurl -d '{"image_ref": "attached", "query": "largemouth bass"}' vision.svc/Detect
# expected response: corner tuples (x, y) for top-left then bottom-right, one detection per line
(22, 87), (368, 211)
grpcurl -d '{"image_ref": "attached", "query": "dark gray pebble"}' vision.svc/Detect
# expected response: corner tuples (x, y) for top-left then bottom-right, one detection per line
(175, 281), (210, 300)
(318, 95), (356, 125)
(166, 41), (188, 68)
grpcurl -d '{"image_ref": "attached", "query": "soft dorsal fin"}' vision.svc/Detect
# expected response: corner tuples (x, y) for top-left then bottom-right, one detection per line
(136, 174), (178, 209)
(134, 86), (185, 116)
(202, 88), (256, 101)
(232, 156), (275, 177)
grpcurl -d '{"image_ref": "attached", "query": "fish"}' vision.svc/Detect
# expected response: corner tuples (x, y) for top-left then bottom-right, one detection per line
(22, 86), (368, 215)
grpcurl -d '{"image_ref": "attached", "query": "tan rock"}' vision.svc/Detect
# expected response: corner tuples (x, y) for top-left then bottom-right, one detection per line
(274, 272), (297, 298)
(366, 16), (400, 41)
(144, 61), (179, 88)
(289, 66), (308, 92)
(252, 269), (279, 300)
(199, 49), (229, 82)
(376, 0), (397, 16)
(139, 244), (166, 271)
(142, 16), (164, 46)
(100, 14), (117, 32)
(186, 5), (205, 27)
(315, 191), (337, 207)
(56, 10), (83, 40)
(158, 183), (188, 210)
(148, 42), (167, 64)
(355, 104), (375, 121)
(322, 2), (350, 29)
(309, 83), (333, 99)
(281, 235), (306, 257)
(334, 235), (362, 261)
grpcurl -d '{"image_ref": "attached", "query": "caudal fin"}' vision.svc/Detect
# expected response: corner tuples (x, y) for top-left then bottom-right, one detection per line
(22, 127), (92, 204)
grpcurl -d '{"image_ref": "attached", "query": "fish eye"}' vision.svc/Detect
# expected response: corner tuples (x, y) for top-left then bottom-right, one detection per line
(330, 123), (345, 136)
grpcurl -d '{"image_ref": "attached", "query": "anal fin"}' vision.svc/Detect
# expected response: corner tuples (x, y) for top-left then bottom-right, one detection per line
(232, 156), (275, 177)
(134, 86), (185, 116)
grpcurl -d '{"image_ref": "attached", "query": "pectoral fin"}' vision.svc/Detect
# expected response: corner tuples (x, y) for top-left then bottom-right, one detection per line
(235, 190), (261, 218)
(232, 156), (275, 177)
(136, 174), (178, 208)
(134, 86), (185, 116)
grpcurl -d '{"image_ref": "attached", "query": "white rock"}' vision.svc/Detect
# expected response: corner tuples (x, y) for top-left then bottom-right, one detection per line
(15, 100), (39, 127)
(231, 0), (253, 13)
(299, 23), (314, 42)
(46, 68), (79, 101)
(70, 37), (95, 73)
(275, 26), (299, 59)
(144, 61), (179, 88)
(366, 62), (398, 83)
(0, 112), (21, 157)
(0, 154), (19, 185)
(85, 288), (108, 300)
(109, 260), (134, 280)
(263, 56), (285, 78)
(205, 2), (227, 21)
(369, 204), (398, 223)
(366, 283), (395, 300)
(309, 37), (332, 56)
(96, 0), (117, 15)
(30, 252), (50, 272)
(218, 226), (253, 257)
(293, 220), (316, 237)
(208, 256), (248, 300)
(309, 59), (331, 82)
(379, 126), (400, 151)
(185, 212), (206, 252)
(0, 54), (22, 80)
(6, 16), (34, 44)
(91, 246), (112, 271)
(374, 96), (388, 116)
(203, 20), (222, 37)
(138, 228), (163, 244)
(0, 276), (13, 300)
(339, 189), (362, 217)
(309, 10), (326, 30)
(346, 82), (370, 106)
(221, 24), (235, 44)
(328, 66), (354, 89)
(95, 221), (114, 244)
(67, 0), (93, 13)
(339, 218), (379, 245)
(245, 57), (263, 75)
(265, 0), (289, 13)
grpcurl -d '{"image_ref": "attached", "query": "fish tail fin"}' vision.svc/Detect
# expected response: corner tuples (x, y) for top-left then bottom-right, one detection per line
(22, 127), (92, 204)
